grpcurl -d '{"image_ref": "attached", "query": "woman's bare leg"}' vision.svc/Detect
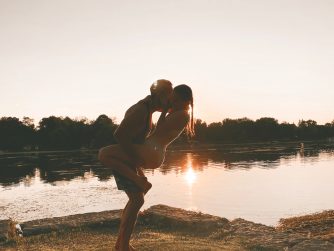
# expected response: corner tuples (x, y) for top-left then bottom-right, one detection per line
(115, 191), (145, 251)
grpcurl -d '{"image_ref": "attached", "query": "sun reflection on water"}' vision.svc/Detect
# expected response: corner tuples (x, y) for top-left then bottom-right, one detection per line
(185, 166), (196, 185)
(184, 154), (197, 186)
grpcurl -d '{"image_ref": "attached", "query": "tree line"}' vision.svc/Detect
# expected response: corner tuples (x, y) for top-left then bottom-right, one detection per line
(0, 115), (334, 151)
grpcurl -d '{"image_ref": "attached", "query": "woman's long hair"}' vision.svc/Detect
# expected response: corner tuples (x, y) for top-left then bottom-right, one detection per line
(173, 84), (195, 137)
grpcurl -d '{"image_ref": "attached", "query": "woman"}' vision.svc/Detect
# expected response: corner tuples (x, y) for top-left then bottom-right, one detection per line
(98, 84), (194, 251)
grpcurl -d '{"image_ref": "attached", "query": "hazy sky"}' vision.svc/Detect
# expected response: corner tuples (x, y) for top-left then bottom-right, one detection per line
(1, 0), (333, 125)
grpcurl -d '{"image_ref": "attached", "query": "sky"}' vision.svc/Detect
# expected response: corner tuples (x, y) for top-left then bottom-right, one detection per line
(0, 0), (333, 125)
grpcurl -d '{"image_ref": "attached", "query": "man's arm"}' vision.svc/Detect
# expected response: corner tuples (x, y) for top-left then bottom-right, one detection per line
(113, 104), (148, 166)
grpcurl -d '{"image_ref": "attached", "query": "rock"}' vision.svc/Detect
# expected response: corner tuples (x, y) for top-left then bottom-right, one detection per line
(230, 218), (308, 250)
(139, 204), (230, 232)
(20, 209), (122, 237)
(277, 210), (334, 245)
(291, 239), (334, 251)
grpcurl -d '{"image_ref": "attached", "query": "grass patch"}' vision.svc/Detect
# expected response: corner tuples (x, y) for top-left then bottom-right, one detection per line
(1, 226), (245, 251)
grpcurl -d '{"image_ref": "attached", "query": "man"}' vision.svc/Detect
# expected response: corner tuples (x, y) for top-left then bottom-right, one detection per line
(98, 79), (173, 251)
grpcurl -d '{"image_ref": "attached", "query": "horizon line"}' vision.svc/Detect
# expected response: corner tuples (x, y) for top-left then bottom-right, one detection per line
(1, 114), (333, 127)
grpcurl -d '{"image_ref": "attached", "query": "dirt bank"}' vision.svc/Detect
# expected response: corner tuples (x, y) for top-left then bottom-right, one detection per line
(1, 204), (333, 250)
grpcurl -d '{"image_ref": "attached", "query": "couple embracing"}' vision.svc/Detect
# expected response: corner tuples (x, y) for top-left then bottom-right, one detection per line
(98, 80), (194, 251)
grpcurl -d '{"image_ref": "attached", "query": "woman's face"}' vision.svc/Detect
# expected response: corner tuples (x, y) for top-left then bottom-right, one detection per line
(171, 92), (190, 111)
(157, 89), (173, 111)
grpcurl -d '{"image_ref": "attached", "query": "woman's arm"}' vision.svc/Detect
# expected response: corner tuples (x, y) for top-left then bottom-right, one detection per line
(158, 111), (189, 135)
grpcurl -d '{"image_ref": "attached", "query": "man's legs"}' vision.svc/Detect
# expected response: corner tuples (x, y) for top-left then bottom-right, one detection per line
(115, 200), (129, 249)
(115, 191), (145, 251)
(98, 147), (152, 193)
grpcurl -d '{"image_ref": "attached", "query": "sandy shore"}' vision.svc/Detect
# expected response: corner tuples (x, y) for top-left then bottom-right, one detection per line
(1, 204), (333, 250)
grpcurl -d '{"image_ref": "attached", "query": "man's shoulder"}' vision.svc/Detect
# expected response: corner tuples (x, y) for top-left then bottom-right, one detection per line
(124, 98), (150, 119)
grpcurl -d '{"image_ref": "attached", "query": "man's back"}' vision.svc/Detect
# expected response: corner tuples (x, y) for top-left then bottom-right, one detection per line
(118, 97), (152, 144)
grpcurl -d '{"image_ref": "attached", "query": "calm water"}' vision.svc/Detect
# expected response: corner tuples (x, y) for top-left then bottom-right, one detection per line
(1, 142), (334, 226)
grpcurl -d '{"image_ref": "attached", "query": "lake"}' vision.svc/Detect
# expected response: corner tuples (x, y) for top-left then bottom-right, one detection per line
(1, 142), (334, 226)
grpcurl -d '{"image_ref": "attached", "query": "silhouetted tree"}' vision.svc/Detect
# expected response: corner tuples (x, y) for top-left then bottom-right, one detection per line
(0, 117), (35, 150)
(89, 114), (118, 148)
(37, 116), (91, 150)
(254, 117), (279, 140)
(194, 119), (207, 141)
(298, 120), (318, 139)
(206, 122), (224, 141)
(279, 122), (297, 139)
(1, 115), (334, 151)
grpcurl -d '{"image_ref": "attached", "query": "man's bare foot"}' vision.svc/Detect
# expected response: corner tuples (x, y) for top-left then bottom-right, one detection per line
(114, 240), (120, 250)
(113, 245), (133, 251)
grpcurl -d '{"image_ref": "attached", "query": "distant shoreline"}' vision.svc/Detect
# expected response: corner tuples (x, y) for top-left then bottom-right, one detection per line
(1, 139), (334, 156)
